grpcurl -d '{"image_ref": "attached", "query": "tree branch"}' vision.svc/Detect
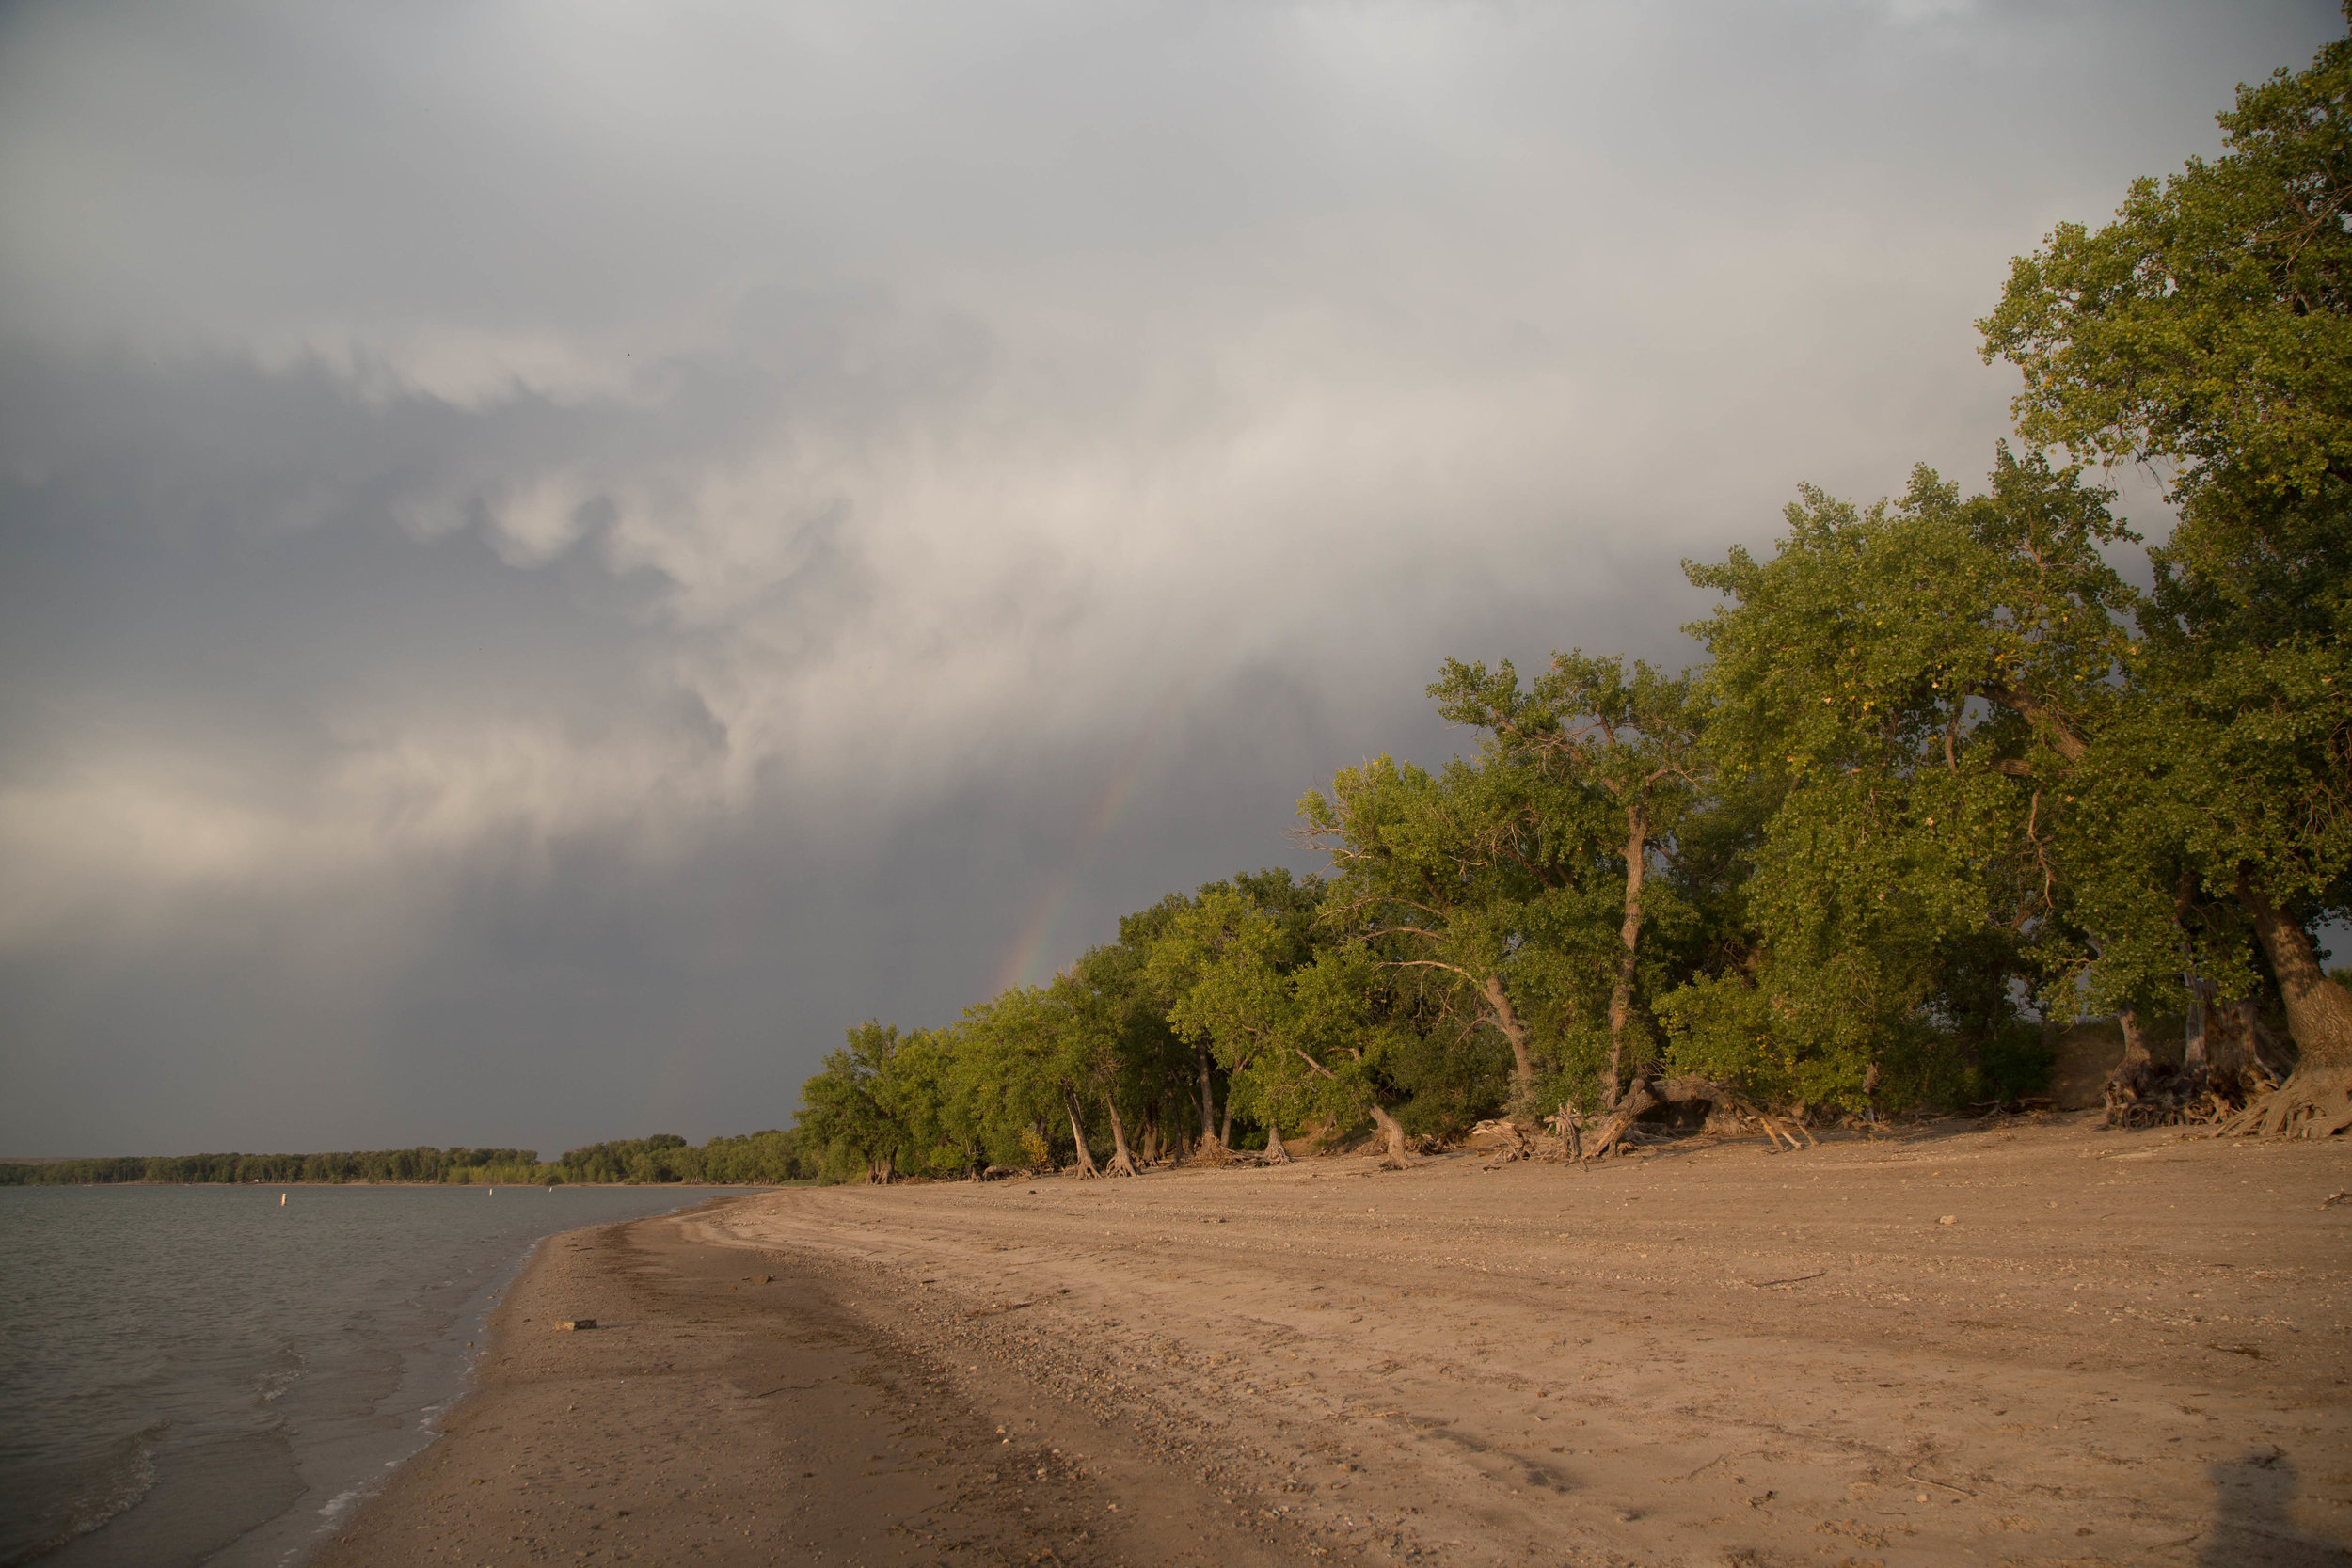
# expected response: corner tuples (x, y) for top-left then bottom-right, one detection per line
(1977, 681), (2088, 762)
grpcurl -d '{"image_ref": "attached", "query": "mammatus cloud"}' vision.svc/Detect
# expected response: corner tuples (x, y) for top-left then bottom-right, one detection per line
(0, 0), (2339, 1153)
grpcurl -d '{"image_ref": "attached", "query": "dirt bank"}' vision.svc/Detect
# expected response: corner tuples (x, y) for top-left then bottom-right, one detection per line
(325, 1114), (2352, 1565)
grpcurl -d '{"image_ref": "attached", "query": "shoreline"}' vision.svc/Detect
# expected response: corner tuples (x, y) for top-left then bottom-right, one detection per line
(318, 1117), (2352, 1566)
(314, 1196), (1313, 1567)
(0, 1180), (804, 1188)
(10, 1186), (757, 1568)
(284, 1190), (774, 1567)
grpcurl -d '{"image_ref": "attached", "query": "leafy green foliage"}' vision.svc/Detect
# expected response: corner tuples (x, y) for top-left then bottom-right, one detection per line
(1671, 450), (2139, 1103)
(1982, 12), (2352, 1083)
(1979, 13), (2352, 511)
(776, 18), (2352, 1150)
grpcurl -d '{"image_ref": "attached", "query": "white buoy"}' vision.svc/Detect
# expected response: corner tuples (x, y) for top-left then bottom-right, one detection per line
(488, 1187), (495, 1196)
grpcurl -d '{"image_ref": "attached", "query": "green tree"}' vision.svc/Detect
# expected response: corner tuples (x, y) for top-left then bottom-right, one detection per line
(1981, 13), (2352, 1133)
(1299, 749), (1613, 1125)
(1285, 942), (1421, 1165)
(1430, 652), (1706, 1107)
(796, 1022), (915, 1182)
(951, 989), (1068, 1171)
(1674, 451), (2137, 1109)
(1150, 883), (1311, 1161)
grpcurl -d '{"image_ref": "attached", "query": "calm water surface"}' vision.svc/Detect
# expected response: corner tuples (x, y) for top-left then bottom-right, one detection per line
(0, 1184), (752, 1567)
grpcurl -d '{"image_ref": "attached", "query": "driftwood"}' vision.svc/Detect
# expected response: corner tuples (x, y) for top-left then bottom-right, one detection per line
(1546, 1101), (1583, 1160)
(1581, 1075), (1810, 1161)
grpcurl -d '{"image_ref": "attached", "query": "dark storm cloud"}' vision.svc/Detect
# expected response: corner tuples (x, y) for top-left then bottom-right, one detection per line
(0, 0), (2339, 1156)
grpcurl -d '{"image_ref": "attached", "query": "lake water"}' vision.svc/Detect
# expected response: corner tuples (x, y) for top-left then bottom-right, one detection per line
(0, 1184), (754, 1567)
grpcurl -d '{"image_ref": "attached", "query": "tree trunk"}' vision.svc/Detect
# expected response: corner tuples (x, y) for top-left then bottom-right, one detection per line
(1364, 1100), (1412, 1168)
(2106, 1006), (2158, 1114)
(2204, 990), (2257, 1096)
(1261, 1112), (1292, 1164)
(2182, 978), (2216, 1094)
(1104, 1095), (1141, 1177)
(1483, 974), (1538, 1122)
(1219, 1095), (1235, 1149)
(1978, 682), (2088, 761)
(1064, 1088), (1102, 1177)
(1605, 801), (1649, 1112)
(2238, 998), (2297, 1081)
(1586, 1077), (1659, 1159)
(1197, 1048), (1220, 1149)
(1548, 1100), (1583, 1159)
(2228, 881), (2352, 1137)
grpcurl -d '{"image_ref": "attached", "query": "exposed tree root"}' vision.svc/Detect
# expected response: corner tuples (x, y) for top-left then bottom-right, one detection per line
(1364, 1101), (1414, 1169)
(1062, 1089), (1103, 1178)
(1478, 1119), (1539, 1168)
(1103, 1100), (1142, 1176)
(1546, 1102), (1583, 1161)
(2231, 880), (2352, 1139)
(2104, 1060), (2288, 1132)
(1581, 1076), (1802, 1161)
(2216, 1066), (2352, 1139)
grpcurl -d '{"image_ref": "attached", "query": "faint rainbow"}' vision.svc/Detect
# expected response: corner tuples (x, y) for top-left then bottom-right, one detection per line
(990, 679), (1195, 994)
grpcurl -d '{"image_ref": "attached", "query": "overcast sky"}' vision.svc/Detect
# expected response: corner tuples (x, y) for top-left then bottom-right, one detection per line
(0, 0), (2337, 1158)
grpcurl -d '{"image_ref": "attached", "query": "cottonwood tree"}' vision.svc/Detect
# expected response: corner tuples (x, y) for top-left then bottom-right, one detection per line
(1117, 892), (1220, 1152)
(1055, 946), (1180, 1177)
(1672, 451), (2138, 1110)
(1299, 747), (1617, 1125)
(1982, 14), (2352, 1133)
(1149, 883), (1311, 1161)
(797, 1021), (922, 1182)
(982, 979), (1140, 1178)
(954, 989), (1081, 1171)
(1429, 653), (1706, 1108)
(1286, 943), (1421, 1165)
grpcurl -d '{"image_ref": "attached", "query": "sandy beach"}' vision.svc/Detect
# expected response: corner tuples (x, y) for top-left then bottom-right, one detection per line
(317, 1115), (2352, 1566)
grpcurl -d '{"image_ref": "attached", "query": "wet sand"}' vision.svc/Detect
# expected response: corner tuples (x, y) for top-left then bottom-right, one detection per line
(311, 1198), (1312, 1568)
(321, 1115), (2352, 1566)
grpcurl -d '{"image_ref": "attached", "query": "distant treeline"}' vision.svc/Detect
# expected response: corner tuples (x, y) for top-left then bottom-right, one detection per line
(553, 1131), (811, 1185)
(0, 1131), (816, 1187)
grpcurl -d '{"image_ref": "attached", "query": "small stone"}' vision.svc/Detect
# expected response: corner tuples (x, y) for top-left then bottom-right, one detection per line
(1937, 1215), (1956, 1226)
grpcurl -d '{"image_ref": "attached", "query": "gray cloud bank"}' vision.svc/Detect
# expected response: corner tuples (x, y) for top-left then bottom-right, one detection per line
(0, 0), (2335, 1156)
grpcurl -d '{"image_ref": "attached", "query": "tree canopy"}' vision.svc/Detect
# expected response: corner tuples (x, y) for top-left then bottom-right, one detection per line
(785, 16), (2352, 1180)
